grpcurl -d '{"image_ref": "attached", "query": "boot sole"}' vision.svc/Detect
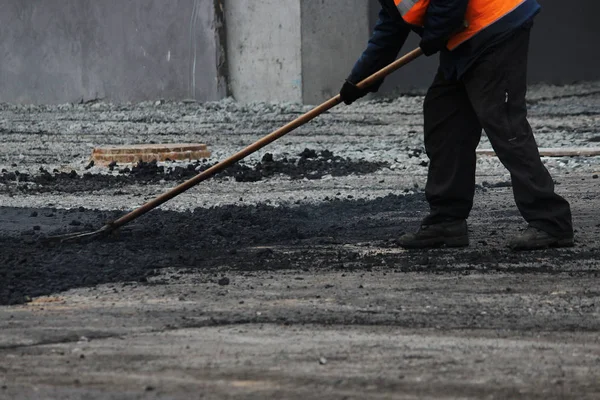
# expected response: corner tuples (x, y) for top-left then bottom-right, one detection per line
(399, 235), (469, 249)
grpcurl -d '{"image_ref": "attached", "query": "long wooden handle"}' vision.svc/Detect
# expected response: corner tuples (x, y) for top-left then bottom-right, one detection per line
(109, 47), (423, 229)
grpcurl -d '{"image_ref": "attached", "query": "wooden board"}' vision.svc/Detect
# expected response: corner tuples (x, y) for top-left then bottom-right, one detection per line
(91, 143), (211, 165)
(477, 147), (600, 157)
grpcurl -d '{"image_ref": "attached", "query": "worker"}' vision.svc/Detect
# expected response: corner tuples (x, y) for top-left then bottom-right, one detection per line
(339, 0), (573, 251)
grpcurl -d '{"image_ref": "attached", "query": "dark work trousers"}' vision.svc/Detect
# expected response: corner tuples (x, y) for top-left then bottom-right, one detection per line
(422, 27), (573, 237)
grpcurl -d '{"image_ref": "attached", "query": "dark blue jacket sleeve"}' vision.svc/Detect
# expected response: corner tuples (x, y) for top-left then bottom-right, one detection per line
(347, 8), (410, 90)
(420, 0), (469, 54)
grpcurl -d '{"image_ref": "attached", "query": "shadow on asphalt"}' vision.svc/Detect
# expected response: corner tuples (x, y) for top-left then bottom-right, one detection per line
(1, 193), (597, 305)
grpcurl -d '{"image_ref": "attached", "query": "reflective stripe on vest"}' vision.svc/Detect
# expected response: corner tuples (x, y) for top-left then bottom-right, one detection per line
(394, 0), (526, 50)
(394, 0), (428, 27)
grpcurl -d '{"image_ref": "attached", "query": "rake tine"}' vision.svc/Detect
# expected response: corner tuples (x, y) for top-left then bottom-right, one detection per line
(44, 224), (113, 244)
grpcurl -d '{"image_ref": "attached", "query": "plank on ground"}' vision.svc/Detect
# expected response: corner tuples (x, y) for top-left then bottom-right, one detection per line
(91, 143), (211, 165)
(477, 147), (600, 157)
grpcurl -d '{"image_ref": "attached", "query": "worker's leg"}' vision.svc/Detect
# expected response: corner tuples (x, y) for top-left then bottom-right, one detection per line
(464, 27), (573, 239)
(398, 70), (481, 248)
(422, 70), (483, 225)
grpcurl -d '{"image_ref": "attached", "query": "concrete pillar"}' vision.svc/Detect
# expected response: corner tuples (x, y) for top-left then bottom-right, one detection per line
(300, 0), (371, 104)
(224, 0), (370, 104)
(224, 0), (303, 103)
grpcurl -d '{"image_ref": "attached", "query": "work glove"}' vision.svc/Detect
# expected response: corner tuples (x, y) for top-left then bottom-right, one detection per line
(339, 80), (369, 105)
(419, 37), (447, 56)
(420, 20), (469, 56)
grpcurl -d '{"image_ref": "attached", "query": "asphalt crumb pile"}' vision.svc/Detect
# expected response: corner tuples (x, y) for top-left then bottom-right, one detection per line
(0, 149), (389, 194)
(2, 192), (599, 306)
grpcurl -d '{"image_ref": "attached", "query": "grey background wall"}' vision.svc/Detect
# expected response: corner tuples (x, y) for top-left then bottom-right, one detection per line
(0, 0), (226, 104)
(300, 0), (369, 105)
(528, 1), (600, 84)
(0, 1), (598, 104)
(224, 0), (369, 104)
(225, 0), (303, 103)
(369, 0), (600, 93)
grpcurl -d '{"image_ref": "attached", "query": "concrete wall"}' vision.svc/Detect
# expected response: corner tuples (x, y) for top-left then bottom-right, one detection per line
(225, 0), (370, 104)
(300, 0), (370, 104)
(224, 0), (303, 103)
(369, 0), (600, 93)
(528, 1), (600, 84)
(1, 1), (598, 104)
(0, 0), (226, 104)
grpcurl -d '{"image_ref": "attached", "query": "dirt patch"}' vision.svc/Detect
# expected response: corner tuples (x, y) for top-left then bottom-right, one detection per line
(0, 194), (418, 304)
(0, 149), (389, 194)
(2, 190), (599, 306)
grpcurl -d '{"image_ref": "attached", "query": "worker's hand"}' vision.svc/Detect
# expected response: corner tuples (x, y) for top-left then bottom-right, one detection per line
(419, 37), (447, 56)
(340, 80), (369, 105)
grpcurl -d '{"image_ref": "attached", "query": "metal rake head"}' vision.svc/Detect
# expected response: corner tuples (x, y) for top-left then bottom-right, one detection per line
(43, 224), (114, 244)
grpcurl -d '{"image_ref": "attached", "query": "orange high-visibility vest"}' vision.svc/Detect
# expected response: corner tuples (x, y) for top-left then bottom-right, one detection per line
(394, 0), (526, 49)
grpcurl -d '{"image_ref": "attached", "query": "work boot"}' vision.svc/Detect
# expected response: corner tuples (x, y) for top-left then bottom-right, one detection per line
(508, 226), (574, 251)
(398, 220), (469, 249)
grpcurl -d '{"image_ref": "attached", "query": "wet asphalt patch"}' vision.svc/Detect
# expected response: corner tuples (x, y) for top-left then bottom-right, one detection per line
(2, 192), (598, 306)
